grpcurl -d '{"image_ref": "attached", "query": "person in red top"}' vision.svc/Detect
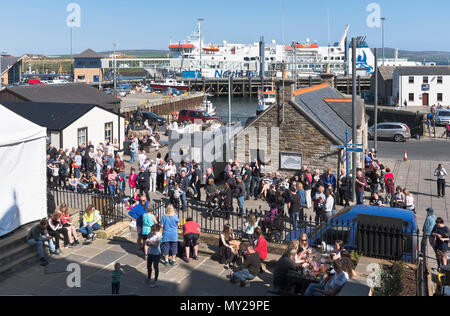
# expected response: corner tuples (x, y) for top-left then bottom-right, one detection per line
(60, 204), (79, 246)
(253, 227), (267, 261)
(384, 168), (394, 184)
(183, 217), (201, 262)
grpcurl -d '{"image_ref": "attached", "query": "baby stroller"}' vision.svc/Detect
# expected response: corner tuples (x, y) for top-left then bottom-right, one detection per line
(205, 191), (232, 220)
(265, 213), (285, 243)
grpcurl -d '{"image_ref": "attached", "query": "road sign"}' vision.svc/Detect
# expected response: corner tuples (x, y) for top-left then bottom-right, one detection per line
(347, 148), (363, 153)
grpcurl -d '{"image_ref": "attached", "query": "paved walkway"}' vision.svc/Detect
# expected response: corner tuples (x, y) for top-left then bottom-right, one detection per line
(0, 238), (275, 296)
(378, 157), (449, 271)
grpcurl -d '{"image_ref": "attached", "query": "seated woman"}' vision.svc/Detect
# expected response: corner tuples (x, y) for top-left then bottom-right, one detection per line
(218, 224), (236, 269)
(253, 227), (267, 262)
(220, 182), (233, 211)
(78, 173), (90, 191)
(108, 169), (118, 197)
(296, 233), (313, 265)
(331, 240), (345, 260)
(89, 174), (100, 192)
(149, 134), (160, 150)
(68, 174), (78, 191)
(304, 258), (349, 296)
(182, 217), (201, 262)
(47, 211), (70, 249)
(80, 205), (102, 241)
(60, 204), (80, 246)
(260, 174), (273, 199)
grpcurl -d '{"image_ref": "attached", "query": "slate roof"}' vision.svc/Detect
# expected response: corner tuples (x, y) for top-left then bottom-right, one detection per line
(1, 83), (120, 109)
(294, 86), (362, 143)
(74, 48), (102, 59)
(0, 101), (97, 131)
(378, 66), (395, 81)
(396, 66), (450, 76)
(1, 57), (21, 75)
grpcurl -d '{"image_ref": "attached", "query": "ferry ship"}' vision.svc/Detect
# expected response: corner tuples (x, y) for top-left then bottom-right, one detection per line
(168, 21), (375, 79)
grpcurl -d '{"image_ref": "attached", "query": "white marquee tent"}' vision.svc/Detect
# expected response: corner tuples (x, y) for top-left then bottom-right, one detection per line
(0, 103), (47, 236)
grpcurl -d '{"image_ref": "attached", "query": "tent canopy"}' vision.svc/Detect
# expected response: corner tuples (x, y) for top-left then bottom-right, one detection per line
(0, 104), (47, 236)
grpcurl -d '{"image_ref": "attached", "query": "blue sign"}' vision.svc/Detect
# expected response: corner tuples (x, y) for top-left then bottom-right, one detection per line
(347, 148), (363, 153)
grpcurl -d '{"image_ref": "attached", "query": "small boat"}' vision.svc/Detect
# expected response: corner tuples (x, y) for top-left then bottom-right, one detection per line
(256, 90), (276, 115)
(149, 78), (189, 92)
(200, 95), (216, 116)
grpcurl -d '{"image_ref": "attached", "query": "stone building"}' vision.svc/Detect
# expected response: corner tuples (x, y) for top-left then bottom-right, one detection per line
(234, 80), (367, 178)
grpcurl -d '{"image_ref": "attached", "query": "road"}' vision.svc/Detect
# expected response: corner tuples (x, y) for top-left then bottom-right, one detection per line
(373, 139), (450, 161)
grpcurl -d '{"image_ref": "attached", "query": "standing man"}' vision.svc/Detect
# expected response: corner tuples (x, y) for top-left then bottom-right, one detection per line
(235, 176), (246, 217)
(192, 163), (202, 201)
(288, 185), (301, 231)
(435, 163), (447, 198)
(130, 138), (138, 164)
(137, 166), (150, 201)
(423, 208), (436, 250)
(138, 150), (147, 168)
(149, 160), (157, 193)
(243, 163), (252, 200)
(355, 171), (367, 205)
(250, 159), (261, 200)
(179, 171), (189, 210)
(338, 169), (350, 206)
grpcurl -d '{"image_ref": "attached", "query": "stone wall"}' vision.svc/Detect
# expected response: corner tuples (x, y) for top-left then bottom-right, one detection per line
(235, 80), (343, 178)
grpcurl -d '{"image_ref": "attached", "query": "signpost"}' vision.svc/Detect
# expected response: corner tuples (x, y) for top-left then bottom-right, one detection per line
(332, 129), (364, 203)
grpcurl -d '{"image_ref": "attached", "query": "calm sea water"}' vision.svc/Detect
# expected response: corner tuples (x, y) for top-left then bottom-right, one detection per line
(211, 96), (258, 123)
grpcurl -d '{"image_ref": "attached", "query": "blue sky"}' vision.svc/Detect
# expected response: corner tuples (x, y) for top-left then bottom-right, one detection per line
(2, 0), (450, 56)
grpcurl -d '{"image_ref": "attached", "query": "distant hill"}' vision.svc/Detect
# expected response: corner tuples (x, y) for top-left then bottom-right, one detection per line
(98, 49), (169, 58)
(374, 48), (450, 65)
(50, 49), (169, 59)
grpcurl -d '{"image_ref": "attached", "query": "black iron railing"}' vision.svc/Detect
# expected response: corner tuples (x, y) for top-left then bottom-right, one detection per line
(49, 188), (125, 229)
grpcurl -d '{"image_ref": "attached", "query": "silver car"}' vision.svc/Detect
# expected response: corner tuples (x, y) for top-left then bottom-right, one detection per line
(368, 122), (411, 142)
(435, 109), (450, 126)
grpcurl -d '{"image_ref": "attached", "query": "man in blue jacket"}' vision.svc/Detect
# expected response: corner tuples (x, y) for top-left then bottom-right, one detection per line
(129, 196), (149, 251)
(323, 169), (337, 193)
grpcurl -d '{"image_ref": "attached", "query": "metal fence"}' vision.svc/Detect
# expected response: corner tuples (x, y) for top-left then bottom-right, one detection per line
(49, 188), (125, 230)
(149, 199), (422, 263)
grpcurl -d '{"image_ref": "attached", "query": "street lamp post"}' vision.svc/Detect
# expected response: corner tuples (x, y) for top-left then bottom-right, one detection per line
(381, 17), (386, 66)
(351, 37), (357, 203)
(113, 43), (117, 94)
(198, 18), (204, 79)
(374, 48), (378, 152)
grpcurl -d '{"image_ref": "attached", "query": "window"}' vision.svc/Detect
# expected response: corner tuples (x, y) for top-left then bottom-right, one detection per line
(438, 93), (443, 102)
(408, 76), (414, 84)
(409, 93), (414, 102)
(77, 127), (87, 146)
(77, 75), (85, 80)
(105, 122), (113, 142)
(438, 76), (443, 84)
(423, 76), (428, 84)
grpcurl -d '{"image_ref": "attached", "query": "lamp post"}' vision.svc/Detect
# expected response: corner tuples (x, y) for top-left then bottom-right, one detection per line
(69, 18), (75, 81)
(374, 48), (378, 152)
(381, 17), (386, 66)
(113, 43), (117, 94)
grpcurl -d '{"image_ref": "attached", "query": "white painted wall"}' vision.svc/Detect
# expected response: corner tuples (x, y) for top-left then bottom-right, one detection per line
(393, 72), (450, 106)
(61, 107), (125, 150)
(49, 131), (60, 149)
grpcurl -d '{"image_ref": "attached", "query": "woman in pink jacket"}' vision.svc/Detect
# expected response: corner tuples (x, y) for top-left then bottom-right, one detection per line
(129, 167), (138, 196)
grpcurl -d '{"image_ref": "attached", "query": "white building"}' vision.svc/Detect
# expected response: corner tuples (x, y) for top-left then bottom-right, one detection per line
(0, 101), (125, 150)
(392, 66), (450, 107)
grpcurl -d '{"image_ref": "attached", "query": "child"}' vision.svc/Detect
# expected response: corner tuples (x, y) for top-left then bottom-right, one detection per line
(112, 262), (124, 295)
(146, 224), (162, 288)
(244, 214), (260, 244)
(172, 183), (183, 210)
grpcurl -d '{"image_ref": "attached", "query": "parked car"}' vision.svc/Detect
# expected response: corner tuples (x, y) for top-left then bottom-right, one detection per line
(141, 111), (166, 126)
(435, 109), (450, 126)
(287, 205), (419, 263)
(178, 109), (221, 123)
(368, 122), (411, 142)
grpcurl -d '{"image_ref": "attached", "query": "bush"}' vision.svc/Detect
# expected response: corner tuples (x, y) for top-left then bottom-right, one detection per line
(378, 262), (405, 296)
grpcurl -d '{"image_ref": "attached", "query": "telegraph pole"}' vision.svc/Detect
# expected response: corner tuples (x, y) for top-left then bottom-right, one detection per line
(351, 37), (357, 203)
(374, 48), (378, 152)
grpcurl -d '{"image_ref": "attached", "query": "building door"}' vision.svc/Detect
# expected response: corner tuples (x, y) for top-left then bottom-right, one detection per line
(422, 93), (429, 106)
